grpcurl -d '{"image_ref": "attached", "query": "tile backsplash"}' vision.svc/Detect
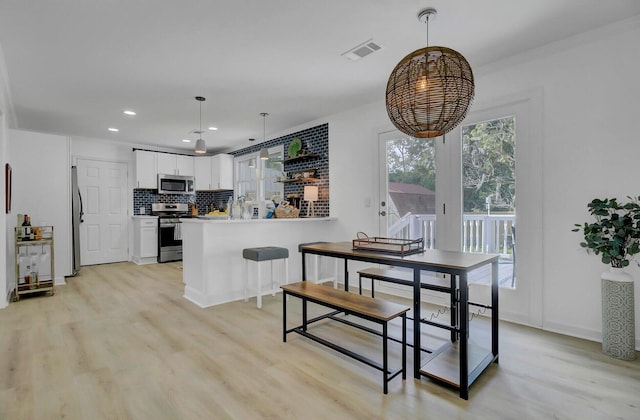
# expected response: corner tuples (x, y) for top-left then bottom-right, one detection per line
(133, 190), (233, 216)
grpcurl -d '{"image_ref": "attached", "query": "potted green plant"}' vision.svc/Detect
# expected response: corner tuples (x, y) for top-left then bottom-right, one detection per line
(573, 196), (640, 360)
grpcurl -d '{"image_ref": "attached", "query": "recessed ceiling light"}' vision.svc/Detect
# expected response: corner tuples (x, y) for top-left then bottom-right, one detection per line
(182, 139), (191, 143)
(123, 110), (136, 116)
(208, 126), (218, 131)
(108, 127), (119, 132)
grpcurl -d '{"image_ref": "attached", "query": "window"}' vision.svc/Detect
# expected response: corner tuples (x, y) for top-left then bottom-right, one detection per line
(234, 145), (284, 202)
(235, 154), (258, 200)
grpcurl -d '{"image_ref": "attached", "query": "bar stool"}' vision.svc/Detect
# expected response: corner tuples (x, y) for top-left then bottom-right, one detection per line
(298, 242), (339, 288)
(242, 246), (289, 308)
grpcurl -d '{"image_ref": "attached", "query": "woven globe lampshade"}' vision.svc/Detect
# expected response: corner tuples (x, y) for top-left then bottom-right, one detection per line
(386, 9), (474, 139)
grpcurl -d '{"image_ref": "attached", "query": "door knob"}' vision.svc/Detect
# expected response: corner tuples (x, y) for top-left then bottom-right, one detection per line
(379, 211), (386, 216)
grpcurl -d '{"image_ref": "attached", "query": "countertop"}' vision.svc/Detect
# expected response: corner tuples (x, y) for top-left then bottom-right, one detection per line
(181, 216), (336, 223)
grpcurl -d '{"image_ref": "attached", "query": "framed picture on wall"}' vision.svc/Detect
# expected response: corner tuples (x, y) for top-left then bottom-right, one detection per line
(5, 163), (11, 214)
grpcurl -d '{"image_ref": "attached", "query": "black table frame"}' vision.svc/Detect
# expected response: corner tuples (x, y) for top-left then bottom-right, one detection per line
(300, 242), (499, 399)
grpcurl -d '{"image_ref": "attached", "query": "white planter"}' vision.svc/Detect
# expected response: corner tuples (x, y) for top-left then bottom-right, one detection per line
(601, 268), (636, 360)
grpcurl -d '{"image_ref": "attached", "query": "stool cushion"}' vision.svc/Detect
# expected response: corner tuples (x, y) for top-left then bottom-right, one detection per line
(298, 241), (328, 252)
(243, 246), (289, 262)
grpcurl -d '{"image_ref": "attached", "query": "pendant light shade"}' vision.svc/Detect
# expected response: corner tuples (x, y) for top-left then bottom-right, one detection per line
(194, 96), (207, 154)
(386, 8), (474, 138)
(259, 112), (269, 160)
(195, 138), (206, 154)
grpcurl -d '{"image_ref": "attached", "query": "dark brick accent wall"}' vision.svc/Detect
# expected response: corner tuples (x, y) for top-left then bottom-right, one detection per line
(231, 123), (329, 217)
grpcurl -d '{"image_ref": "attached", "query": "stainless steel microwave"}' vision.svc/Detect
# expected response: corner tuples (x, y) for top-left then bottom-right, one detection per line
(157, 174), (195, 195)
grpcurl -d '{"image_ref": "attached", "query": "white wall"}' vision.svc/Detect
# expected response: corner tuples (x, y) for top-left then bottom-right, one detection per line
(8, 130), (71, 284)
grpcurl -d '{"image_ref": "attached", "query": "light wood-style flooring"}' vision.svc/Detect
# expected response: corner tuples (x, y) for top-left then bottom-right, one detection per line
(1, 262), (639, 419)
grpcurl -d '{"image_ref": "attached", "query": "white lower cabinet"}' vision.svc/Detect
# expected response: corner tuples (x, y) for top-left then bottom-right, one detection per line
(132, 216), (158, 265)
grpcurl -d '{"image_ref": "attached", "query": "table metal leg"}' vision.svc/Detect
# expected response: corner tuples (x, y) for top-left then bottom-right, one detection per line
(492, 260), (499, 362)
(459, 272), (469, 400)
(383, 321), (388, 394)
(302, 251), (307, 281)
(413, 268), (421, 379)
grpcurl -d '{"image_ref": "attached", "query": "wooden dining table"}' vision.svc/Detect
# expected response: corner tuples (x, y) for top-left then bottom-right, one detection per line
(299, 241), (500, 399)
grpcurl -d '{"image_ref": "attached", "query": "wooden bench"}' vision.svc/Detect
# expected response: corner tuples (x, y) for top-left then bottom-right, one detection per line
(281, 281), (409, 394)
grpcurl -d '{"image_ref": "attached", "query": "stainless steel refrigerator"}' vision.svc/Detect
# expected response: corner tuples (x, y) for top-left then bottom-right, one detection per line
(71, 166), (83, 276)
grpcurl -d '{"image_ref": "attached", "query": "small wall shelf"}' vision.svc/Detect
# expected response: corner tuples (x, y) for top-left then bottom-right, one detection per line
(277, 177), (319, 183)
(279, 153), (320, 164)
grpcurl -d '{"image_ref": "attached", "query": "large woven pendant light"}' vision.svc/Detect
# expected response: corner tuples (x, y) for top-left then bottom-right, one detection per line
(386, 8), (474, 138)
(194, 96), (207, 154)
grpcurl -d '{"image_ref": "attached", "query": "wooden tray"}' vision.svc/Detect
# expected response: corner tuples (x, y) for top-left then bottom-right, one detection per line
(352, 235), (424, 256)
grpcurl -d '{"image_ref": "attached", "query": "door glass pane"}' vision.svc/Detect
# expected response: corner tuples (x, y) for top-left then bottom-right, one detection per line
(385, 136), (436, 249)
(462, 115), (516, 288)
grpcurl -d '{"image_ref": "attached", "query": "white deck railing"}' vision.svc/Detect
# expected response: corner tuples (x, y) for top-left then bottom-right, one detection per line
(388, 213), (515, 255)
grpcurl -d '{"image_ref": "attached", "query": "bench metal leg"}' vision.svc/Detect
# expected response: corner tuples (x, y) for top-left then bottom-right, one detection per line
(302, 298), (308, 332)
(282, 291), (287, 342)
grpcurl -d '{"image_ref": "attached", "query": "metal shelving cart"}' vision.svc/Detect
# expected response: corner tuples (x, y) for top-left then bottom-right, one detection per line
(14, 226), (55, 301)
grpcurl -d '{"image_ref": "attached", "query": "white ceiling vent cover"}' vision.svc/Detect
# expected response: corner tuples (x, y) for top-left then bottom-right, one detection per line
(341, 39), (383, 61)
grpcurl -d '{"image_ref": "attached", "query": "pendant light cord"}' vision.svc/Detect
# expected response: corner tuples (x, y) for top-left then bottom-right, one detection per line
(426, 14), (429, 47)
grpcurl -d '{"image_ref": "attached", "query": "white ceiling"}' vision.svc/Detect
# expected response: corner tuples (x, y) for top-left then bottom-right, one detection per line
(1, 0), (639, 154)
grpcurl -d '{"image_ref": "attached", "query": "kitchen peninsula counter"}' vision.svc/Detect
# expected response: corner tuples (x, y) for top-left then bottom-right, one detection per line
(180, 217), (337, 307)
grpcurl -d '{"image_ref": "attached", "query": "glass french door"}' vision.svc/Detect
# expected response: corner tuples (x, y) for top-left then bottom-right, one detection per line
(378, 131), (437, 249)
(379, 94), (542, 326)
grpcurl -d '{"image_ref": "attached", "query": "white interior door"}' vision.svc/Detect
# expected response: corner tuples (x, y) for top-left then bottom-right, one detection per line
(77, 159), (129, 265)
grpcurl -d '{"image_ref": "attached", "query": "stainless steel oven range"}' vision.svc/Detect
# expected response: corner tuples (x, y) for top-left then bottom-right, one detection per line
(152, 203), (190, 263)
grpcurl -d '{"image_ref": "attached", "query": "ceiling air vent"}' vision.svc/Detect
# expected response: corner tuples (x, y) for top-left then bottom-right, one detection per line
(341, 39), (383, 61)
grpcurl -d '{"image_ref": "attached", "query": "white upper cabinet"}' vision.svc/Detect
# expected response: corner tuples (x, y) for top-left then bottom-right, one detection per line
(211, 154), (233, 190)
(134, 150), (157, 189)
(176, 155), (195, 176)
(194, 154), (233, 191)
(194, 156), (212, 190)
(157, 153), (194, 176)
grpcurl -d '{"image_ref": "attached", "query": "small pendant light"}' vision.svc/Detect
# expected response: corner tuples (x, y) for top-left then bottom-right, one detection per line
(194, 96), (207, 154)
(259, 112), (269, 160)
(248, 138), (256, 168)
